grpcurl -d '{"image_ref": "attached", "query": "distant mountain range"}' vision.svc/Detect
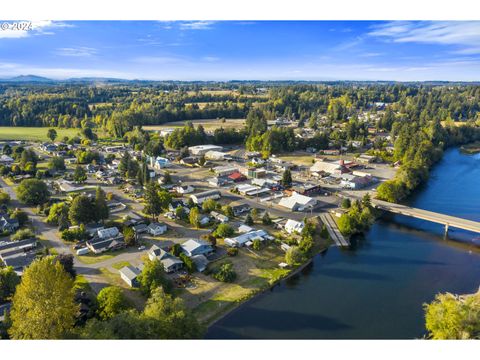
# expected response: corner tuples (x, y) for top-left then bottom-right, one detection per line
(0, 75), (479, 86)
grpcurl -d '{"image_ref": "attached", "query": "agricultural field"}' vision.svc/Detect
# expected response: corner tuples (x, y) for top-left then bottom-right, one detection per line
(0, 127), (81, 141)
(143, 118), (246, 131)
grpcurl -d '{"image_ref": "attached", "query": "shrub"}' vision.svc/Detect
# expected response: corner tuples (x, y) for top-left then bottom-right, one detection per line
(11, 228), (35, 241)
(227, 247), (238, 257)
(213, 263), (236, 283)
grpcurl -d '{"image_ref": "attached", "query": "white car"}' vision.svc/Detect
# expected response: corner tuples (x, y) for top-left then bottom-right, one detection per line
(138, 246), (146, 251)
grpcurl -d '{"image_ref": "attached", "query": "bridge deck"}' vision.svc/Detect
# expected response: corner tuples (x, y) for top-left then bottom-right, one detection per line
(319, 213), (350, 247)
(373, 199), (480, 234)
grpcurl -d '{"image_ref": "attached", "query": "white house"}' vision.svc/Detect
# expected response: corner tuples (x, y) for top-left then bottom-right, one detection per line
(181, 239), (214, 257)
(224, 229), (273, 248)
(284, 219), (305, 234)
(147, 222), (168, 236)
(174, 184), (194, 194)
(150, 156), (170, 170)
(278, 192), (317, 211)
(190, 190), (221, 205)
(188, 145), (223, 156)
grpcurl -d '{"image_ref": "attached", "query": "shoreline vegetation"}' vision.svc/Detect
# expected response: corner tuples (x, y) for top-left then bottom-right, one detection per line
(460, 141), (480, 154)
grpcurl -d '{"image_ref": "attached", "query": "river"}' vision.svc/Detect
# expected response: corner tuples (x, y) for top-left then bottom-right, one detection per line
(206, 148), (480, 339)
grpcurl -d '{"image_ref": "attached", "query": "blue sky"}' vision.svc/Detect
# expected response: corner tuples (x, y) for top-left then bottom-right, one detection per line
(1, 20), (480, 81)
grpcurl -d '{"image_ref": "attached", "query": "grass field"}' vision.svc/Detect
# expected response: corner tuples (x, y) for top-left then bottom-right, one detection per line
(0, 127), (81, 141)
(143, 118), (246, 131)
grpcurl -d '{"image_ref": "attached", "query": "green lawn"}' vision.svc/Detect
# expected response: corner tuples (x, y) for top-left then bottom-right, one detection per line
(111, 260), (131, 270)
(0, 127), (80, 141)
(77, 252), (116, 265)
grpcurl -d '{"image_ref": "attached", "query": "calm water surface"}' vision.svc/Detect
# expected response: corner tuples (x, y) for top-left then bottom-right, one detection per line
(206, 148), (480, 339)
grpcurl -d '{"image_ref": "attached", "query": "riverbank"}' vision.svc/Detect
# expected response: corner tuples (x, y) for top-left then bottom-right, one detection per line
(460, 141), (480, 154)
(206, 147), (480, 339)
(200, 253), (318, 330)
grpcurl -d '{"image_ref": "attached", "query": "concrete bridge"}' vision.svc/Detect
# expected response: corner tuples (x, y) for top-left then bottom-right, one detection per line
(372, 199), (480, 236)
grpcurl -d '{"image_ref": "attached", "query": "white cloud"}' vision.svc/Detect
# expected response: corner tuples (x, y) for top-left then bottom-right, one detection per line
(131, 56), (188, 65)
(369, 21), (480, 54)
(179, 21), (215, 30)
(202, 56), (219, 62)
(0, 20), (72, 39)
(55, 46), (97, 57)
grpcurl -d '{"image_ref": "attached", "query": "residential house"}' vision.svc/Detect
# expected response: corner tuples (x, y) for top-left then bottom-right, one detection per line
(224, 229), (273, 248)
(119, 265), (142, 287)
(174, 184), (194, 194)
(190, 190), (221, 205)
(0, 155), (14, 165)
(147, 222), (167, 236)
(231, 203), (250, 216)
(151, 156), (171, 170)
(148, 245), (183, 273)
(0, 213), (19, 233)
(181, 239), (214, 257)
(210, 211), (229, 223)
(86, 227), (125, 254)
(132, 223), (149, 234)
(284, 219), (305, 234)
(0, 238), (37, 275)
(191, 254), (209, 272)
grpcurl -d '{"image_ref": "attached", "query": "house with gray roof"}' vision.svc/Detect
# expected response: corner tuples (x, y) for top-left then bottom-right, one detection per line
(181, 239), (214, 257)
(148, 245), (183, 273)
(119, 265), (142, 287)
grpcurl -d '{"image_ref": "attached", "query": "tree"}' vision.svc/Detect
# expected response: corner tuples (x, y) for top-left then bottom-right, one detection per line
(143, 182), (162, 220)
(11, 228), (35, 241)
(9, 257), (78, 339)
(341, 198), (351, 209)
(69, 195), (95, 225)
(137, 259), (172, 296)
(223, 205), (234, 218)
(157, 188), (172, 210)
(285, 246), (304, 266)
(16, 179), (49, 205)
(213, 263), (236, 283)
(252, 238), (262, 251)
(123, 226), (136, 246)
(179, 253), (196, 273)
(262, 211), (272, 225)
(47, 128), (57, 142)
(95, 187), (109, 222)
(244, 213), (254, 226)
(48, 156), (65, 171)
(73, 165), (87, 183)
(202, 198), (218, 212)
(362, 193), (372, 209)
(47, 202), (69, 226)
(424, 292), (480, 339)
(213, 223), (234, 238)
(281, 169), (293, 187)
(0, 266), (20, 303)
(0, 190), (10, 205)
(10, 209), (29, 227)
(55, 254), (76, 278)
(189, 207), (201, 228)
(141, 287), (203, 339)
(97, 286), (129, 320)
